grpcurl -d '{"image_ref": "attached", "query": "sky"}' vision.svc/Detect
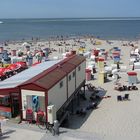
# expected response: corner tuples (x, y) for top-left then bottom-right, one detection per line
(0, 0), (140, 18)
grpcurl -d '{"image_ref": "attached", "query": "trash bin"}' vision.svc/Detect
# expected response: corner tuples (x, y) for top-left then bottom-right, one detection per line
(85, 69), (91, 81)
(36, 110), (44, 124)
(26, 109), (33, 123)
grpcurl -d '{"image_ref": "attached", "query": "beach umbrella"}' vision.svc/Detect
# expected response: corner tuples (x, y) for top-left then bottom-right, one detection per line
(0, 68), (7, 80)
(0, 67), (11, 74)
(0, 67), (12, 79)
(0, 68), (6, 76)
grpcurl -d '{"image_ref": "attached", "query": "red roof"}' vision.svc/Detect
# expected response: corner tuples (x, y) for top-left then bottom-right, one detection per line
(67, 55), (85, 66)
(36, 69), (66, 90)
(19, 55), (85, 90)
(58, 63), (76, 73)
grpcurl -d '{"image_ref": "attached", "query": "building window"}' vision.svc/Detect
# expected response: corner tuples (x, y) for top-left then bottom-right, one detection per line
(78, 66), (81, 71)
(60, 81), (63, 88)
(69, 75), (71, 81)
(73, 71), (75, 77)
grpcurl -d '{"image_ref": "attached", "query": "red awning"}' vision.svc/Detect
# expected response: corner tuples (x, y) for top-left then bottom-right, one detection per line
(16, 62), (27, 68)
(8, 64), (18, 70)
(0, 68), (10, 76)
(0, 106), (11, 112)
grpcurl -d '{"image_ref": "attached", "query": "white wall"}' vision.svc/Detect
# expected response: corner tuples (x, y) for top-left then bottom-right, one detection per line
(21, 89), (45, 120)
(76, 61), (86, 88)
(48, 77), (67, 112)
(68, 70), (76, 98)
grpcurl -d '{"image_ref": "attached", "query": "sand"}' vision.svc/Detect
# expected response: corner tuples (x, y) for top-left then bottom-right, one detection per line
(1, 37), (140, 140)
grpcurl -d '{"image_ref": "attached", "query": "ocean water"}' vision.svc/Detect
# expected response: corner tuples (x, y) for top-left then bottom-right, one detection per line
(0, 18), (140, 41)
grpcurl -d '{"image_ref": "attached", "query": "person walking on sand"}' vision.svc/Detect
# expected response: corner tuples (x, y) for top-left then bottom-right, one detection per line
(132, 63), (135, 71)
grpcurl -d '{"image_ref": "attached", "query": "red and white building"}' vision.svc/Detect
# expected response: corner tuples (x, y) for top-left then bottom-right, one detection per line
(0, 55), (86, 123)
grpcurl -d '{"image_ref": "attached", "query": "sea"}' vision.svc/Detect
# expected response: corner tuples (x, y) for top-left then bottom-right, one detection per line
(0, 17), (140, 41)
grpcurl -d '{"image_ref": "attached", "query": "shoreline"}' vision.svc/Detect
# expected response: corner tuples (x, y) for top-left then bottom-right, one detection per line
(0, 33), (140, 44)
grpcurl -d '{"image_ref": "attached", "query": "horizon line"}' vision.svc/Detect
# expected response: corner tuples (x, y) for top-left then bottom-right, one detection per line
(1, 17), (140, 19)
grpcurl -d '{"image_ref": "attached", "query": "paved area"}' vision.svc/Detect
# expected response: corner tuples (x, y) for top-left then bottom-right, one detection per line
(1, 122), (101, 140)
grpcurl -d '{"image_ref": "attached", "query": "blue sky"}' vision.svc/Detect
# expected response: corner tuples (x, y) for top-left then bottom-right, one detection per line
(0, 0), (140, 18)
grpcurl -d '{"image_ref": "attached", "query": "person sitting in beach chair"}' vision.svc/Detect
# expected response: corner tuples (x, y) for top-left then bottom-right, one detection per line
(127, 86), (132, 91)
(114, 85), (124, 91)
(131, 83), (138, 90)
(132, 85), (138, 90)
(123, 85), (127, 91)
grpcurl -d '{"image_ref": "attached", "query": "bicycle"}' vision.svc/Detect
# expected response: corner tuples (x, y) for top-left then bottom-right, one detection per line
(37, 117), (55, 135)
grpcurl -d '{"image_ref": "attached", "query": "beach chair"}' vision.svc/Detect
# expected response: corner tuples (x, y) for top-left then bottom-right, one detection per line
(132, 86), (138, 90)
(117, 95), (122, 101)
(115, 85), (124, 91)
(87, 102), (98, 110)
(123, 94), (129, 101)
(123, 85), (127, 91)
(26, 109), (33, 123)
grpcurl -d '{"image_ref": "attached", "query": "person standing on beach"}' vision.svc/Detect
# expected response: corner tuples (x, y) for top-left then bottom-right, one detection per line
(117, 62), (120, 70)
(132, 63), (135, 70)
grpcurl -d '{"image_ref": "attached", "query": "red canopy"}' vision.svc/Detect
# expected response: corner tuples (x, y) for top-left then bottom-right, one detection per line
(16, 61), (27, 68)
(8, 64), (18, 70)
(0, 68), (11, 76)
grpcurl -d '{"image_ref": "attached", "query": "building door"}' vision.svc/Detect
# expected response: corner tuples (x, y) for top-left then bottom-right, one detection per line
(11, 93), (20, 117)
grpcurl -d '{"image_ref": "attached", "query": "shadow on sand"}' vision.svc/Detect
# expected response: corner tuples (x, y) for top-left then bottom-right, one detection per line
(0, 129), (16, 140)
(61, 88), (106, 129)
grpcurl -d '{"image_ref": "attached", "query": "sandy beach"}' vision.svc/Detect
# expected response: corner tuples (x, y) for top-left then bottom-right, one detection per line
(1, 37), (140, 140)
